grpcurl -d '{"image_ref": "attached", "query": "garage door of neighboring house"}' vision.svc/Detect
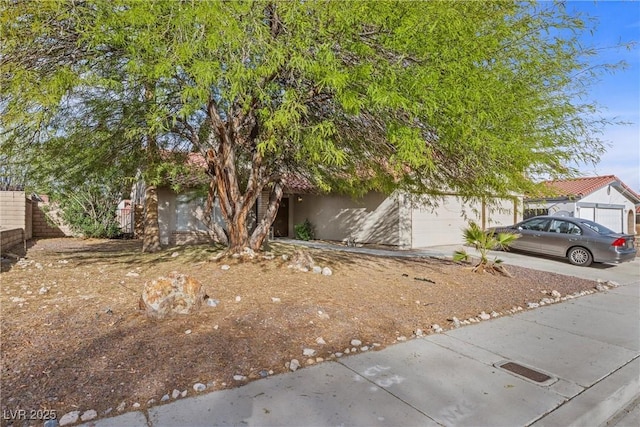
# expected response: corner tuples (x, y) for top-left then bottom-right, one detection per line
(578, 205), (623, 232)
(411, 197), (470, 247)
(595, 207), (623, 232)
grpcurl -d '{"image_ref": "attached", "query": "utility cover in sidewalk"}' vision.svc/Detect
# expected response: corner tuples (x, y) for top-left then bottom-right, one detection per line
(495, 361), (558, 386)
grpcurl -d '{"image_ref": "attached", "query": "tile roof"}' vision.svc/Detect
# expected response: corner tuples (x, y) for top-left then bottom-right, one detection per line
(165, 151), (314, 193)
(541, 175), (640, 202)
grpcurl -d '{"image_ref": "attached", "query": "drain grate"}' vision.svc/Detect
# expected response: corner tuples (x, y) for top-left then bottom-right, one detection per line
(495, 360), (557, 386)
(499, 362), (551, 383)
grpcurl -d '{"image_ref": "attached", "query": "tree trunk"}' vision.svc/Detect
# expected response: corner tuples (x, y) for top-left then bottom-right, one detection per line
(249, 182), (283, 251)
(142, 184), (161, 253)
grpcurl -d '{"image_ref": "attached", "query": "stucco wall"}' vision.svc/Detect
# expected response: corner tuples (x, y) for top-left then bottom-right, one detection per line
(292, 192), (400, 245)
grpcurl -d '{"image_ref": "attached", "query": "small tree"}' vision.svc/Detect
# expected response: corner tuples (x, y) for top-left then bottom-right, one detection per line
(453, 222), (518, 276)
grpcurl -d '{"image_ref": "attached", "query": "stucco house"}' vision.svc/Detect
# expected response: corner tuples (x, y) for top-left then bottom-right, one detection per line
(132, 153), (521, 248)
(524, 175), (639, 234)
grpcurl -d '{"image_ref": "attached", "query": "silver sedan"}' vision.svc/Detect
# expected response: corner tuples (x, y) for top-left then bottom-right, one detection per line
(489, 215), (637, 266)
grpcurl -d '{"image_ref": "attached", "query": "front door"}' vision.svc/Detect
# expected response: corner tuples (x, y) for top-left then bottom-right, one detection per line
(273, 197), (289, 237)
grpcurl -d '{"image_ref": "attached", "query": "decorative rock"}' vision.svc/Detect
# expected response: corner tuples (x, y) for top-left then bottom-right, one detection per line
(221, 265), (231, 271)
(44, 419), (59, 427)
(335, 352), (343, 358)
(316, 357), (325, 362)
(281, 254), (289, 261)
(316, 337), (326, 345)
(185, 329), (192, 334)
(193, 383), (207, 392)
(235, 296), (241, 302)
(415, 329), (424, 337)
(479, 311), (491, 320)
(259, 370), (269, 378)
(317, 311), (330, 320)
(397, 336), (407, 342)
(148, 398), (156, 405)
(181, 390), (187, 398)
(233, 375), (247, 381)
(132, 403), (141, 408)
(432, 324), (443, 333)
(10, 297), (25, 303)
(171, 252), (180, 258)
(206, 298), (219, 307)
(321, 267), (333, 276)
(595, 283), (608, 292)
(490, 311), (499, 318)
(451, 317), (461, 328)
(39, 287), (49, 295)
(312, 266), (323, 274)
(351, 347), (357, 353)
(139, 273), (205, 319)
(350, 339), (362, 346)
(80, 410), (97, 422)
(287, 250), (316, 272)
(116, 401), (126, 412)
(126, 272), (139, 277)
(289, 359), (300, 372)
(606, 280), (621, 287)
(271, 297), (281, 303)
(344, 348), (350, 354)
(172, 389), (181, 399)
(303, 348), (317, 357)
(551, 290), (561, 298)
(161, 394), (170, 402)
(59, 411), (80, 426)
(306, 358), (315, 365)
(527, 302), (540, 308)
(360, 346), (369, 352)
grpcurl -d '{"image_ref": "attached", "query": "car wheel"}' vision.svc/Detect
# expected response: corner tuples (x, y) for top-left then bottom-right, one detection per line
(567, 247), (593, 267)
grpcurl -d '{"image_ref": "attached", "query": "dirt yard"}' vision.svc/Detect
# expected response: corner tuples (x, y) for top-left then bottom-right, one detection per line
(1, 238), (601, 424)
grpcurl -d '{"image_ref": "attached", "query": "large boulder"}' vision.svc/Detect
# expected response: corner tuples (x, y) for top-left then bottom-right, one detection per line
(139, 272), (205, 319)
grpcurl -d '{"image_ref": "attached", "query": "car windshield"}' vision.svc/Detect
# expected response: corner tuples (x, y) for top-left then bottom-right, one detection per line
(578, 219), (616, 235)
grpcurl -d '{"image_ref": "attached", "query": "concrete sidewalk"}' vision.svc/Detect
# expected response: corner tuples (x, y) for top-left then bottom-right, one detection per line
(82, 278), (640, 427)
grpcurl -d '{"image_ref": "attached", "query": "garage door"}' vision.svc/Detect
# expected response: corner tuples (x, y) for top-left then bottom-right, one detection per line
(595, 208), (623, 233)
(411, 197), (478, 247)
(579, 207), (595, 221)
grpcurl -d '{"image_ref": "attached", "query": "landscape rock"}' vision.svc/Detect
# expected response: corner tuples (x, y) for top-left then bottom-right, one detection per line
(221, 264), (231, 270)
(161, 394), (170, 402)
(116, 401), (126, 412)
(139, 272), (205, 319)
(172, 389), (181, 399)
(233, 375), (247, 381)
(303, 348), (317, 357)
(206, 298), (219, 307)
(415, 329), (424, 337)
(316, 337), (326, 345)
(551, 290), (561, 298)
(271, 297), (281, 303)
(44, 419), (59, 427)
(350, 339), (362, 346)
(312, 266), (322, 274)
(171, 252), (180, 258)
(59, 411), (80, 426)
(527, 302), (540, 308)
(431, 324), (443, 333)
(126, 271), (139, 277)
(80, 410), (97, 421)
(479, 311), (491, 320)
(132, 403), (141, 408)
(451, 317), (461, 328)
(287, 250), (315, 272)
(289, 359), (300, 372)
(321, 267), (333, 276)
(181, 390), (187, 398)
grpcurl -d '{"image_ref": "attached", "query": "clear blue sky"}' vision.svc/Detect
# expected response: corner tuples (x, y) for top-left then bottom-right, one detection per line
(566, 0), (640, 192)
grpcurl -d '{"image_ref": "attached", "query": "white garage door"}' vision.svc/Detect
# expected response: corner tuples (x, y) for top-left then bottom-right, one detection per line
(411, 197), (477, 247)
(579, 207), (595, 221)
(595, 208), (623, 233)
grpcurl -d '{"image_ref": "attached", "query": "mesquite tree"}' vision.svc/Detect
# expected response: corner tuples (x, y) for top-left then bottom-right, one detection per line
(2, 1), (623, 252)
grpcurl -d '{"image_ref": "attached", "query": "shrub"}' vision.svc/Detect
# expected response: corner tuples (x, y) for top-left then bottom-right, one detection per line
(453, 221), (518, 276)
(294, 219), (315, 241)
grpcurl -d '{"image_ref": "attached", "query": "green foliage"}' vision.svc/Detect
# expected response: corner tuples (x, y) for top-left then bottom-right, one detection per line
(1, 0), (633, 250)
(55, 185), (122, 239)
(453, 222), (519, 275)
(294, 219), (315, 241)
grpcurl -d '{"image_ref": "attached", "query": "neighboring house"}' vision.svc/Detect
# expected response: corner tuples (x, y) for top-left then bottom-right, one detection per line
(133, 153), (521, 248)
(524, 175), (639, 234)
